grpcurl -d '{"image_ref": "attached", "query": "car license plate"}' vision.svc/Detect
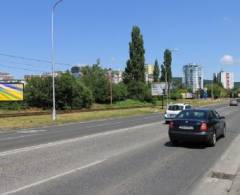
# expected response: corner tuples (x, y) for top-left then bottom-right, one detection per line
(179, 126), (194, 130)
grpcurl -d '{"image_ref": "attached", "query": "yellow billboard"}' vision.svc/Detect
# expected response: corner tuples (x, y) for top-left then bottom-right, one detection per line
(0, 83), (24, 101)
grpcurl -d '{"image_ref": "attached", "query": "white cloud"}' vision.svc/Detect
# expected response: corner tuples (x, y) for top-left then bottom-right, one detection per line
(220, 55), (234, 65)
(220, 54), (239, 65)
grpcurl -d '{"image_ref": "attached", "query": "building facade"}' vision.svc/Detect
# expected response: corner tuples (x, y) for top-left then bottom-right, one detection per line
(217, 71), (234, 89)
(182, 64), (203, 92)
(0, 72), (13, 81)
(24, 71), (63, 81)
(111, 70), (123, 84)
(145, 64), (154, 83)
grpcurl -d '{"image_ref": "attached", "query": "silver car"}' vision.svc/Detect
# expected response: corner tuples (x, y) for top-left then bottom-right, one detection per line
(230, 99), (238, 106)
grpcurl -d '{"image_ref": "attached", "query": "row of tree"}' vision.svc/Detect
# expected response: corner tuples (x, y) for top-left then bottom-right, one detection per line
(20, 25), (174, 110)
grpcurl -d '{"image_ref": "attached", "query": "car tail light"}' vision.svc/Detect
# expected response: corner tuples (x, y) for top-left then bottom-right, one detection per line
(200, 122), (208, 131)
(169, 121), (174, 128)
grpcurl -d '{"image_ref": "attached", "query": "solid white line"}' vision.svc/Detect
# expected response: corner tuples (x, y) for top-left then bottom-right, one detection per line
(1, 160), (105, 195)
(0, 121), (162, 157)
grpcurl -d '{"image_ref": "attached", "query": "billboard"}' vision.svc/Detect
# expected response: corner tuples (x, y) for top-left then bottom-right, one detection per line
(151, 83), (166, 96)
(0, 83), (24, 101)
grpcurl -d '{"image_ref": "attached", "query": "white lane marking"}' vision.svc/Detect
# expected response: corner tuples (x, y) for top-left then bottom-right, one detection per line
(1, 160), (105, 195)
(0, 130), (47, 141)
(17, 130), (47, 134)
(86, 121), (122, 128)
(0, 121), (162, 157)
(0, 135), (33, 141)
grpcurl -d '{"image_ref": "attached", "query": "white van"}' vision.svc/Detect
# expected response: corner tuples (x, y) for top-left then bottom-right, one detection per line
(164, 103), (192, 123)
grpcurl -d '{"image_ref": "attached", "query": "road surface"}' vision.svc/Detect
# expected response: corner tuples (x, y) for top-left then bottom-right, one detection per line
(0, 103), (239, 195)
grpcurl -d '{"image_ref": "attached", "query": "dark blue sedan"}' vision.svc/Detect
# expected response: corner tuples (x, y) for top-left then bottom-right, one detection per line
(168, 109), (226, 147)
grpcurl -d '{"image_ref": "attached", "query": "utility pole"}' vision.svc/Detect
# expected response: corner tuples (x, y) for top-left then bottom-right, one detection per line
(51, 0), (64, 121)
(211, 79), (214, 99)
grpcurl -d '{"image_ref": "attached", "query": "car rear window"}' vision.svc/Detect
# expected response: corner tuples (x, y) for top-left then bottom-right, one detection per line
(176, 110), (207, 119)
(168, 105), (184, 111)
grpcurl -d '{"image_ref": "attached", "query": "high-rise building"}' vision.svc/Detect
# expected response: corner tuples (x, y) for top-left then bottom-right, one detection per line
(182, 64), (203, 92)
(145, 64), (154, 82)
(217, 71), (234, 89)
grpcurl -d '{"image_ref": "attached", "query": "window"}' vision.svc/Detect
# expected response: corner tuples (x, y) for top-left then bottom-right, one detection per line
(185, 105), (192, 110)
(176, 110), (207, 119)
(168, 105), (184, 111)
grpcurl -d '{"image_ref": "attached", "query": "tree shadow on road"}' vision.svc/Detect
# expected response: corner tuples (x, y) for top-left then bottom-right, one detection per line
(164, 141), (207, 150)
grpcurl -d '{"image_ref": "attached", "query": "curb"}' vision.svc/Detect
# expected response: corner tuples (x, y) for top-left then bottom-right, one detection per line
(191, 134), (240, 195)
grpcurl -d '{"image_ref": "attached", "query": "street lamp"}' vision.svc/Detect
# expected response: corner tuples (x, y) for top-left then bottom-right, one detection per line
(51, 0), (64, 121)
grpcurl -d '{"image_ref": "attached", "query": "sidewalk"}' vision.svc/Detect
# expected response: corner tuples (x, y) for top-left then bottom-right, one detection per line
(191, 134), (240, 195)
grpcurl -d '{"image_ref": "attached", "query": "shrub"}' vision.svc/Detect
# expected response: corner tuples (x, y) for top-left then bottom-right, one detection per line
(25, 73), (93, 110)
(127, 81), (152, 101)
(112, 83), (128, 102)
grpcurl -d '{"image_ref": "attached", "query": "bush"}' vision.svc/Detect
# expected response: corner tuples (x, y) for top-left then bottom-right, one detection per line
(170, 89), (182, 100)
(24, 77), (52, 109)
(80, 65), (109, 103)
(25, 73), (93, 110)
(0, 101), (29, 110)
(112, 83), (128, 102)
(127, 81), (152, 101)
(55, 73), (93, 109)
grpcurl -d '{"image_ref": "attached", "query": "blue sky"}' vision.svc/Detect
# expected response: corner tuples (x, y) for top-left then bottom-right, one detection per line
(0, 0), (240, 81)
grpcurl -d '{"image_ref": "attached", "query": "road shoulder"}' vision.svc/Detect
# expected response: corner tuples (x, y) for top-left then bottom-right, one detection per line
(190, 134), (240, 195)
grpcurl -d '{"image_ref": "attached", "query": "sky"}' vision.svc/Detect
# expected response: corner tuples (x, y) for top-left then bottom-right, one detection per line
(0, 0), (240, 81)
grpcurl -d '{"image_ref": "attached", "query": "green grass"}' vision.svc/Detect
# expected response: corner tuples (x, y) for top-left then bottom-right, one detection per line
(0, 107), (161, 131)
(0, 98), (227, 131)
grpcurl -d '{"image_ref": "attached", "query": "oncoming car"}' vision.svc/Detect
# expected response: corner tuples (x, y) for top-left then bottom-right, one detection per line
(164, 103), (192, 123)
(168, 109), (226, 147)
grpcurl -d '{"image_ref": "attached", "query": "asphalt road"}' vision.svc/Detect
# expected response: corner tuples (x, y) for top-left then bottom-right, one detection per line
(0, 103), (227, 152)
(1, 103), (240, 195)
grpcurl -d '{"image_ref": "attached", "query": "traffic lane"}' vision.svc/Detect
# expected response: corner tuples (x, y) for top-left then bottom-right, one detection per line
(0, 122), (167, 194)
(0, 113), (162, 152)
(0, 103), (229, 153)
(6, 106), (240, 195)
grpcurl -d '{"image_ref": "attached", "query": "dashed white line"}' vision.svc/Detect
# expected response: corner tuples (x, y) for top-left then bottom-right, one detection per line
(1, 160), (105, 195)
(0, 121), (162, 157)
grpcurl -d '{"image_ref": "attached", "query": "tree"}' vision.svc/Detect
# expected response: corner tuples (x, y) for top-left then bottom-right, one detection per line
(112, 83), (128, 101)
(127, 81), (152, 101)
(205, 83), (227, 98)
(153, 59), (160, 82)
(80, 64), (109, 103)
(160, 64), (165, 82)
(163, 49), (172, 94)
(123, 26), (145, 84)
(25, 73), (93, 110)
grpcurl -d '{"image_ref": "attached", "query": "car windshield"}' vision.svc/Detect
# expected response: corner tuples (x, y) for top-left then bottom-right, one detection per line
(168, 105), (184, 111)
(176, 110), (207, 119)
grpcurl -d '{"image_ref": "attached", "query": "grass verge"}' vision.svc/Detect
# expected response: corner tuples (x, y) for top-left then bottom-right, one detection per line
(0, 98), (227, 131)
(0, 107), (161, 131)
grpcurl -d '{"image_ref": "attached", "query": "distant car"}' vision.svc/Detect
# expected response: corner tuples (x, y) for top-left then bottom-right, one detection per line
(164, 103), (192, 123)
(168, 109), (226, 147)
(229, 99), (238, 106)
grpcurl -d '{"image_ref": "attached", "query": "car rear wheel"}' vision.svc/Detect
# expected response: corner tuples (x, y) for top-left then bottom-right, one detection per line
(208, 132), (216, 147)
(170, 138), (178, 146)
(222, 126), (226, 138)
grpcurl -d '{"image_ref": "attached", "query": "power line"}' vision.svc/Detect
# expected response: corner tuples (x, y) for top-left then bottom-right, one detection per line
(0, 63), (52, 73)
(0, 60), (51, 69)
(0, 52), (72, 67)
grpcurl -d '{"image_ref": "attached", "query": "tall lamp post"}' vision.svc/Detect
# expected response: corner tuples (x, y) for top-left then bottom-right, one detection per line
(51, 0), (64, 121)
